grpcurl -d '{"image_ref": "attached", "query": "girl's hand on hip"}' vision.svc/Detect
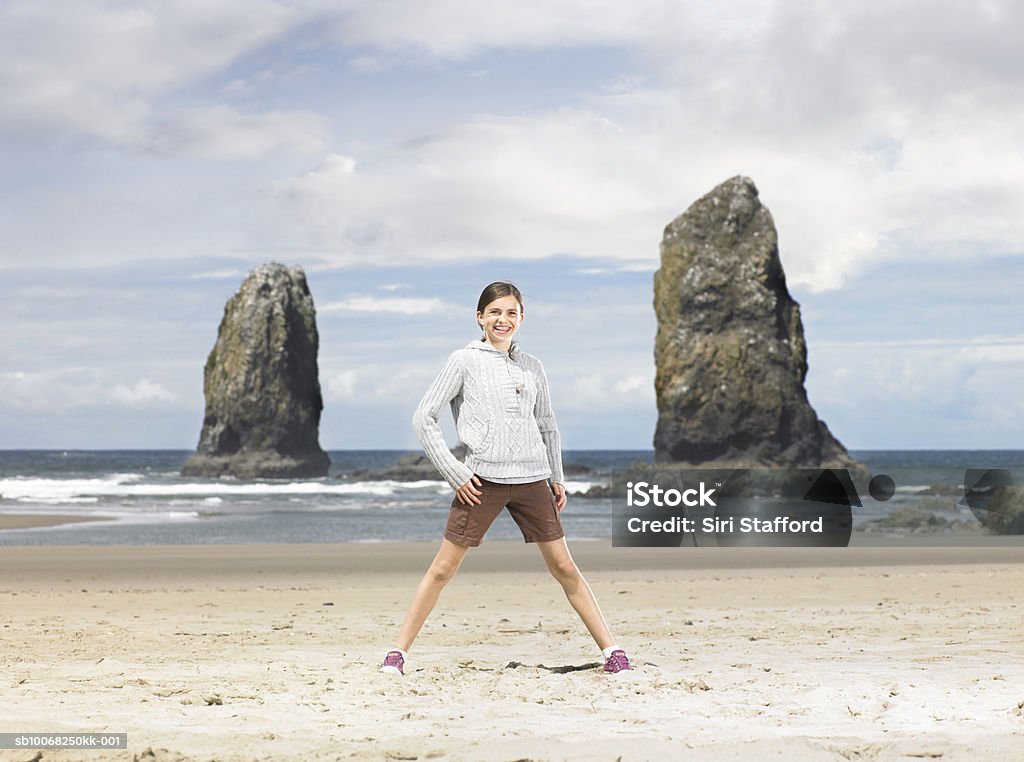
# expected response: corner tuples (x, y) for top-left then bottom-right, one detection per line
(551, 482), (567, 512)
(456, 475), (483, 506)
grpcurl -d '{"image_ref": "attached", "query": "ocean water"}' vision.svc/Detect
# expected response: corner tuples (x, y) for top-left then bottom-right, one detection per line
(0, 450), (1021, 546)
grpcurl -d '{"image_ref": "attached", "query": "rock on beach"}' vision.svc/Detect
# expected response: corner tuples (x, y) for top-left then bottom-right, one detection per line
(182, 263), (330, 479)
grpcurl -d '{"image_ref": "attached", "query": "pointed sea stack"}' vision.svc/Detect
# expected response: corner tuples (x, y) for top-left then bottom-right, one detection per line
(182, 263), (330, 479)
(653, 176), (861, 471)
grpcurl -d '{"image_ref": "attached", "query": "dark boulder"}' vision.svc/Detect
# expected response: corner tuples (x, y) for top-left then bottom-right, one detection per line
(344, 446), (469, 482)
(182, 263), (330, 479)
(653, 176), (863, 474)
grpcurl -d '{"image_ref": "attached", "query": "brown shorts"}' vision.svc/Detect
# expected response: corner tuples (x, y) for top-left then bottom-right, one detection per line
(444, 478), (564, 547)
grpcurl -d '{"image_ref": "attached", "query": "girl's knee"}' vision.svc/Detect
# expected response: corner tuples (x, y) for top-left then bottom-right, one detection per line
(429, 559), (460, 583)
(548, 559), (580, 584)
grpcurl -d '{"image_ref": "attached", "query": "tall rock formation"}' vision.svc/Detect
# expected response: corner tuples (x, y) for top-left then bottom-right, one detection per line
(653, 176), (859, 470)
(182, 263), (330, 479)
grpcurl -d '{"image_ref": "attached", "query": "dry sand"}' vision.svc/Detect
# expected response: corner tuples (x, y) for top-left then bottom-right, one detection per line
(0, 539), (1022, 761)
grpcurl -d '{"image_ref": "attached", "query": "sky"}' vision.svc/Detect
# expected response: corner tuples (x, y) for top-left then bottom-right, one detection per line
(1, 1), (1023, 450)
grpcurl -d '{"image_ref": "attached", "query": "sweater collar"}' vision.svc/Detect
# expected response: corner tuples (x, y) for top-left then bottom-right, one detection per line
(465, 339), (518, 355)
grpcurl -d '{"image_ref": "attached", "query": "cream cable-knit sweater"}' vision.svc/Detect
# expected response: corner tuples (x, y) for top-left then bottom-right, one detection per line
(412, 340), (565, 489)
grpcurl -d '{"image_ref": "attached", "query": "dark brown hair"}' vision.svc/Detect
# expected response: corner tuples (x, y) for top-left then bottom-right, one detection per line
(476, 281), (523, 356)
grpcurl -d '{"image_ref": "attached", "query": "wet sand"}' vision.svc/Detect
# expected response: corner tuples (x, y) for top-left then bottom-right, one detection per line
(0, 513), (112, 531)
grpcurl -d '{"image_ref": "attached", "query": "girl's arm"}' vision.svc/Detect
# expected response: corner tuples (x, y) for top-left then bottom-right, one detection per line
(412, 352), (476, 490)
(533, 359), (565, 486)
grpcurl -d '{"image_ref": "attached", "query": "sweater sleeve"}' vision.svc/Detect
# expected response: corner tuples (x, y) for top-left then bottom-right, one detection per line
(412, 352), (475, 490)
(533, 359), (565, 485)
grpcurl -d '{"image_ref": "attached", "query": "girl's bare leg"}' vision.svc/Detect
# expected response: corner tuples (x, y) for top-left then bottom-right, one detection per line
(394, 538), (469, 651)
(535, 538), (615, 650)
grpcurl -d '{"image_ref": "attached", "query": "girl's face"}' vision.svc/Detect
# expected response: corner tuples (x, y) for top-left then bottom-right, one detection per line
(477, 294), (523, 347)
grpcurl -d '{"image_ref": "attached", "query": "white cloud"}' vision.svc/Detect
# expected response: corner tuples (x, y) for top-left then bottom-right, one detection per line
(348, 55), (385, 74)
(336, 3), (1023, 289)
(274, 104), (895, 287)
(147, 106), (327, 159)
(273, 2), (1024, 288)
(0, 369), (180, 412)
(0, 0), (328, 153)
(808, 335), (1024, 417)
(110, 379), (177, 406)
(5, 1), (1023, 289)
(331, 0), (658, 59)
(613, 375), (648, 395)
(557, 371), (654, 411)
(313, 153), (357, 175)
(320, 361), (437, 405)
(219, 62), (314, 97)
(187, 268), (248, 281)
(320, 295), (454, 314)
(577, 264), (656, 275)
(323, 369), (358, 400)
(800, 332), (1024, 446)
(815, 334), (1024, 351)
(277, 111), (674, 265)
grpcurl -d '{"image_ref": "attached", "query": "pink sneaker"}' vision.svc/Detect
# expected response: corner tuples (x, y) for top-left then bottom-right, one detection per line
(603, 649), (632, 673)
(380, 650), (405, 675)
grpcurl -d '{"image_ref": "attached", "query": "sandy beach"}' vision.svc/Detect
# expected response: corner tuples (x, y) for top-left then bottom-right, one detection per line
(1, 539), (1022, 761)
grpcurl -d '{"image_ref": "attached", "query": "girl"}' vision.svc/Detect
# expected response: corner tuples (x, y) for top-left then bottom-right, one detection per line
(379, 281), (632, 675)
